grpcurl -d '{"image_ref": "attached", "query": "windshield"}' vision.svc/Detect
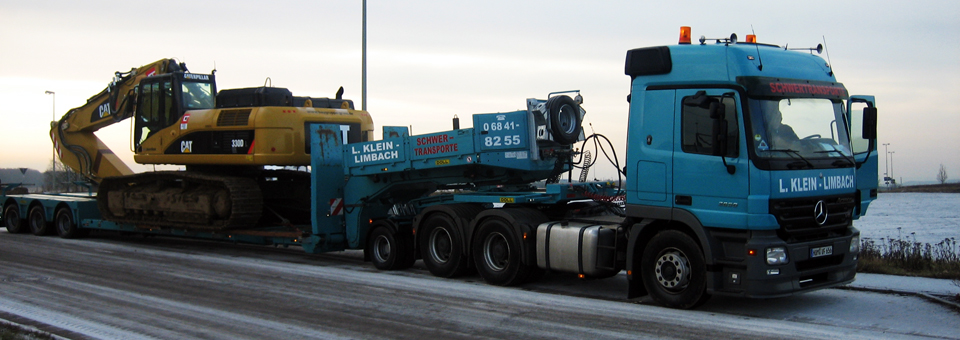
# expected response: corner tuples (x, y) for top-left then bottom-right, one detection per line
(182, 81), (214, 110)
(750, 97), (852, 166)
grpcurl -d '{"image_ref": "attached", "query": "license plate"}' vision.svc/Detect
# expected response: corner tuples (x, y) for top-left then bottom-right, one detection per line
(811, 245), (833, 258)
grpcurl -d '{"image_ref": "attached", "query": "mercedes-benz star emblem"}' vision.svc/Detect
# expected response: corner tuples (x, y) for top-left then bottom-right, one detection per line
(814, 200), (828, 226)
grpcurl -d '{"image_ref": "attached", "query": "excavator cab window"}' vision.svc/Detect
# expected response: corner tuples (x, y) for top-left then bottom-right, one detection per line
(135, 76), (179, 148)
(181, 81), (214, 110)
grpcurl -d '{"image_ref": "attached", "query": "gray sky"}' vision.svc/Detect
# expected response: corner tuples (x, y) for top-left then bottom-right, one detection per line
(1, 0), (957, 184)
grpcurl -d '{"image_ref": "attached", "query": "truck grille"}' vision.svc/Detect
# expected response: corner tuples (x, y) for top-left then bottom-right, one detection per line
(769, 194), (855, 242)
(795, 254), (844, 271)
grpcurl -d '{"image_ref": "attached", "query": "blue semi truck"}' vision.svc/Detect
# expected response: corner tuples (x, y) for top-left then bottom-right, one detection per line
(2, 28), (877, 309)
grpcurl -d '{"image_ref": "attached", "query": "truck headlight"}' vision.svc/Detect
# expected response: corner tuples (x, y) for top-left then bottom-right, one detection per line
(766, 247), (788, 265)
(850, 235), (860, 254)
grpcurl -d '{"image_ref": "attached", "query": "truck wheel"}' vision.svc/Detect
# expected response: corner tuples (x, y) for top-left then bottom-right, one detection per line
(368, 226), (414, 270)
(641, 230), (710, 309)
(420, 213), (469, 278)
(545, 95), (583, 145)
(55, 207), (88, 239)
(472, 217), (530, 286)
(3, 204), (27, 234)
(29, 206), (53, 236)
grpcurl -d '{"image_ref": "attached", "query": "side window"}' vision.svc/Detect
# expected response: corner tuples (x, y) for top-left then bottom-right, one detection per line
(681, 95), (739, 157)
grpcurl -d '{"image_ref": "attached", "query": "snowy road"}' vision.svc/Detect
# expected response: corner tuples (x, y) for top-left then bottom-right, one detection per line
(0, 231), (956, 339)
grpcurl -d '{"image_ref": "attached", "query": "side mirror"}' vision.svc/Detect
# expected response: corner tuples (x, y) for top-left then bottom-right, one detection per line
(862, 106), (877, 140)
(683, 90), (710, 108)
(711, 102), (728, 157)
(711, 100), (736, 174)
(712, 121), (729, 157)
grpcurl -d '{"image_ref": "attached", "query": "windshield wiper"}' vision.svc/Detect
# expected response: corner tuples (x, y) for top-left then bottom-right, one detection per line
(830, 159), (853, 167)
(815, 145), (856, 168)
(767, 149), (814, 169)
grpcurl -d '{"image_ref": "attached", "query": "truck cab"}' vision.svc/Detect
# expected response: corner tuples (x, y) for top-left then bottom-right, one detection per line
(622, 29), (878, 308)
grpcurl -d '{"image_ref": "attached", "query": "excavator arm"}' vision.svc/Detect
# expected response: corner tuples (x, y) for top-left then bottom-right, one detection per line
(50, 59), (195, 183)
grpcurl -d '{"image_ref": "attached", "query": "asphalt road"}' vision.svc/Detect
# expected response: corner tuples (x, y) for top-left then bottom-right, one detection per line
(0, 231), (956, 340)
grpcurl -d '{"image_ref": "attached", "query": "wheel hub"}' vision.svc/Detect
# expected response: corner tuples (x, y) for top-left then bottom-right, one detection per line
(557, 105), (577, 134)
(5, 212), (19, 228)
(483, 232), (510, 272)
(373, 235), (391, 263)
(429, 228), (453, 264)
(655, 250), (691, 290)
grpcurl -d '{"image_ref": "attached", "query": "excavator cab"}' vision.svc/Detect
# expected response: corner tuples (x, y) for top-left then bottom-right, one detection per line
(134, 73), (216, 149)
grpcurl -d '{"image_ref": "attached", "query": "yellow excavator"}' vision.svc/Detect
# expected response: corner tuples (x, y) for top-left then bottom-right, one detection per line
(52, 59), (373, 230)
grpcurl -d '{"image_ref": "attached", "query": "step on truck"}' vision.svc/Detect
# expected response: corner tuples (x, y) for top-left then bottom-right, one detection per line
(2, 27), (878, 309)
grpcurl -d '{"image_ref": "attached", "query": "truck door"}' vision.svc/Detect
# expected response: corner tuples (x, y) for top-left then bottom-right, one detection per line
(672, 89), (749, 228)
(847, 95), (878, 218)
(626, 89), (675, 207)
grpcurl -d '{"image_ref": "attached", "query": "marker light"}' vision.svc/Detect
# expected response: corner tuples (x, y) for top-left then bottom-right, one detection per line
(747, 249), (757, 256)
(679, 26), (692, 44)
(746, 34), (757, 43)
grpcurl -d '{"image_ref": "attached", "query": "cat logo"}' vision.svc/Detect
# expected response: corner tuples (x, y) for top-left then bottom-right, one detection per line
(181, 140), (193, 153)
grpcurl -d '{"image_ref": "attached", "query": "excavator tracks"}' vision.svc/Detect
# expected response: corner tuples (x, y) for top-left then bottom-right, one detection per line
(98, 171), (263, 231)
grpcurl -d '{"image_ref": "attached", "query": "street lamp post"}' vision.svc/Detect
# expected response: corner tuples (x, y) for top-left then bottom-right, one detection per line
(45, 90), (56, 191)
(888, 151), (894, 177)
(882, 143), (890, 180)
(888, 151), (895, 186)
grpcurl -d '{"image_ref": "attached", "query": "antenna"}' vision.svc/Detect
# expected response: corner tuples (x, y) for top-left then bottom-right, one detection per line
(751, 25), (763, 71)
(822, 35), (834, 76)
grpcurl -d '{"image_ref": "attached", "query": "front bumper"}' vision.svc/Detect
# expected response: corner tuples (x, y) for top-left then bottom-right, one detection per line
(708, 228), (859, 298)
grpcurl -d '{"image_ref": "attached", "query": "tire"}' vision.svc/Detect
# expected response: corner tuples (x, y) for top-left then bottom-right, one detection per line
(29, 206), (54, 236)
(472, 217), (532, 286)
(55, 207), (88, 239)
(367, 226), (415, 270)
(3, 204), (27, 234)
(641, 230), (710, 309)
(419, 213), (470, 278)
(545, 95), (583, 145)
